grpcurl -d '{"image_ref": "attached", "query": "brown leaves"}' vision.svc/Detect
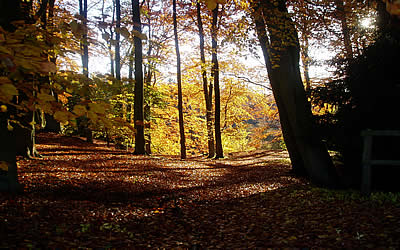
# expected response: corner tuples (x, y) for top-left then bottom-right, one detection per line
(1, 133), (400, 248)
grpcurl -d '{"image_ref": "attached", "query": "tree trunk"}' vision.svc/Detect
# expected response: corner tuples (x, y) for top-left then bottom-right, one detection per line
(211, 4), (223, 159)
(79, 0), (89, 77)
(300, 32), (311, 91)
(197, 2), (215, 158)
(115, 0), (121, 81)
(0, 0), (25, 192)
(335, 0), (353, 60)
(251, 0), (339, 187)
(43, 0), (61, 133)
(173, 0), (187, 159)
(79, 0), (92, 143)
(132, 0), (146, 154)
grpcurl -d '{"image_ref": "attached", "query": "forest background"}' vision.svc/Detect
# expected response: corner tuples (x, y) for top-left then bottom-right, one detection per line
(1, 0), (399, 191)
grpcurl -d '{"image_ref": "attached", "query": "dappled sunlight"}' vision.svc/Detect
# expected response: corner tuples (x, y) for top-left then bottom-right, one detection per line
(3, 133), (400, 248)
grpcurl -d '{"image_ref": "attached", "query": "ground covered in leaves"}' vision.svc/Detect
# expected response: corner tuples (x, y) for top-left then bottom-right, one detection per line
(1, 133), (400, 248)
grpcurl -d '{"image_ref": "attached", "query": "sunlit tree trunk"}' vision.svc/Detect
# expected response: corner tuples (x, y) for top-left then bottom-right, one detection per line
(300, 32), (311, 91)
(132, 0), (145, 154)
(211, 4), (223, 159)
(143, 1), (153, 155)
(197, 2), (215, 158)
(173, 0), (187, 159)
(252, 0), (340, 187)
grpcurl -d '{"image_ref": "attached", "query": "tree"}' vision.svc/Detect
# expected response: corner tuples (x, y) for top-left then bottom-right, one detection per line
(115, 0), (121, 81)
(251, 0), (339, 187)
(78, 0), (93, 143)
(0, 0), (32, 192)
(79, 0), (89, 77)
(196, 1), (215, 158)
(211, 3), (223, 159)
(132, 0), (145, 154)
(173, 0), (187, 159)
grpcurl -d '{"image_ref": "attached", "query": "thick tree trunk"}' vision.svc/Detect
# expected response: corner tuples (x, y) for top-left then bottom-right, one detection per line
(211, 4), (223, 159)
(0, 0), (24, 192)
(173, 0), (187, 159)
(132, 0), (145, 154)
(252, 0), (339, 187)
(197, 2), (215, 158)
(0, 110), (23, 192)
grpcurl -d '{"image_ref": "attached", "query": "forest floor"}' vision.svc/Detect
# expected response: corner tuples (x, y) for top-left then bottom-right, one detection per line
(1, 132), (400, 248)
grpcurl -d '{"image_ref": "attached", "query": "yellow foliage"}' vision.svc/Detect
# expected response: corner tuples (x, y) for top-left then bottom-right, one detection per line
(37, 91), (55, 102)
(54, 110), (71, 124)
(0, 83), (18, 102)
(7, 122), (13, 131)
(87, 110), (98, 122)
(88, 102), (106, 114)
(72, 105), (87, 116)
(0, 105), (7, 112)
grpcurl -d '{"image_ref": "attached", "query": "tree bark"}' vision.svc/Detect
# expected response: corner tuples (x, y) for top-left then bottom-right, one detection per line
(300, 32), (311, 91)
(252, 0), (339, 187)
(211, 4), (223, 159)
(79, 0), (92, 143)
(132, 0), (146, 154)
(197, 2), (215, 158)
(79, 0), (89, 77)
(173, 0), (187, 159)
(335, 0), (353, 60)
(115, 0), (121, 81)
(0, 0), (25, 192)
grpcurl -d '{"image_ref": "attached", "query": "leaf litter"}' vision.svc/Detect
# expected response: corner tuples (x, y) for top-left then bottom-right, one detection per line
(1, 132), (400, 248)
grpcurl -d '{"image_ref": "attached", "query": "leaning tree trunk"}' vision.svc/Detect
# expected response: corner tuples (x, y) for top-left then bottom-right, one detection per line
(132, 0), (146, 154)
(0, 0), (26, 192)
(211, 4), (223, 159)
(252, 0), (339, 187)
(197, 2), (215, 158)
(173, 0), (187, 159)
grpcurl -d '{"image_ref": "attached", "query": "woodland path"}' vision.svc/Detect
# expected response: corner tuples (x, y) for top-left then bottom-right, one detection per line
(1, 132), (400, 248)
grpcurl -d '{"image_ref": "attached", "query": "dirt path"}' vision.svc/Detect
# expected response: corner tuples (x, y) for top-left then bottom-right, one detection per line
(1, 132), (400, 248)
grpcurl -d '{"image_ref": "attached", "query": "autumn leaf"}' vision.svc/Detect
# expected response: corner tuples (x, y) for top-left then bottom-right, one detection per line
(73, 105), (87, 116)
(37, 91), (55, 102)
(116, 27), (131, 39)
(0, 105), (7, 112)
(0, 83), (18, 102)
(88, 102), (106, 114)
(131, 30), (147, 40)
(53, 110), (71, 123)
(38, 61), (57, 74)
